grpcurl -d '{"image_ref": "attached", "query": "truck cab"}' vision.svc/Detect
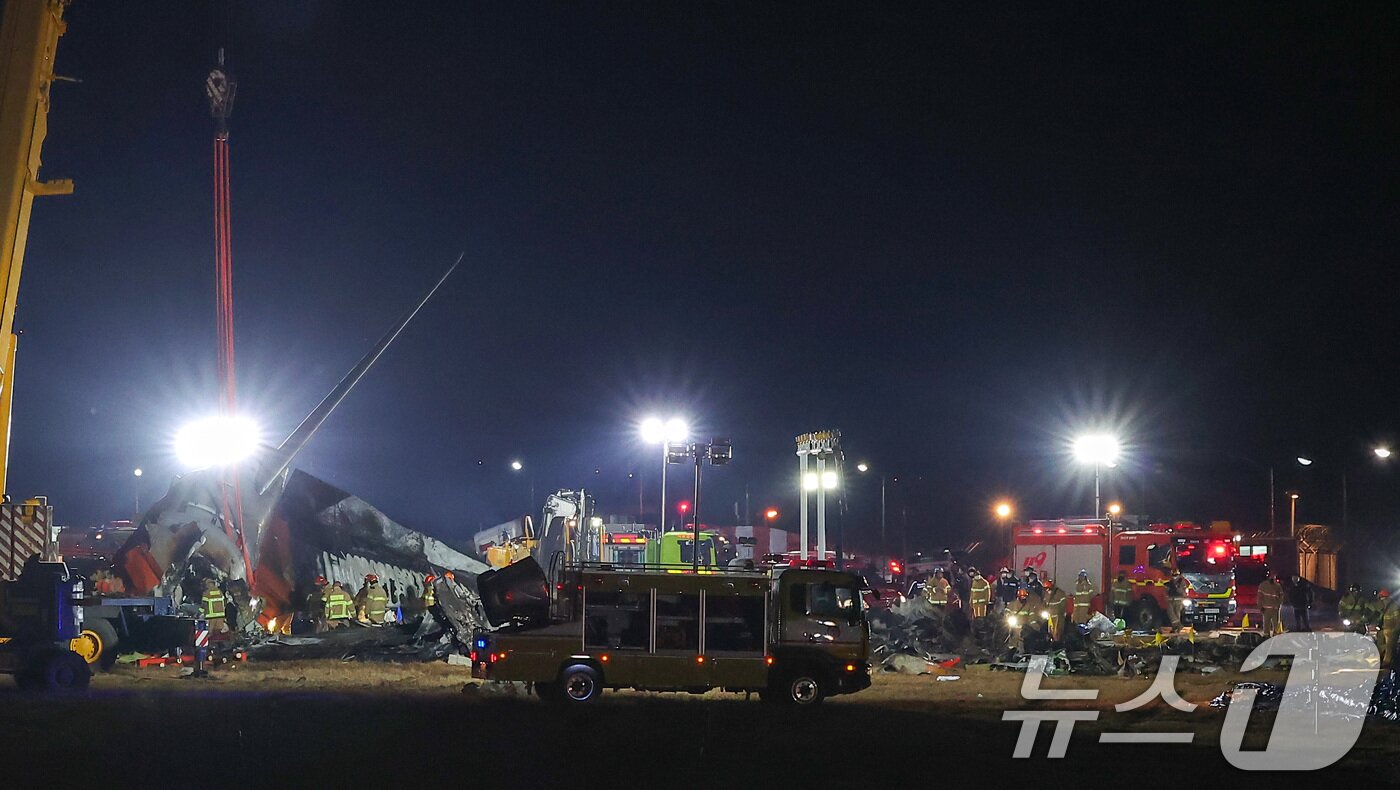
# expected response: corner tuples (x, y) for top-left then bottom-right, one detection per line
(469, 557), (871, 706)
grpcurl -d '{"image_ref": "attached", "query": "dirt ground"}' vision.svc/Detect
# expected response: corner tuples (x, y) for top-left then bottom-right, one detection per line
(0, 659), (1392, 787)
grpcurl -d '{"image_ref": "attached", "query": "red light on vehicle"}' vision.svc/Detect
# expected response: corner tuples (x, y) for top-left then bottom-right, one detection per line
(845, 664), (856, 672)
(889, 560), (902, 573)
(696, 656), (705, 664)
(470, 651), (477, 662)
(1032, 527), (1043, 534)
(765, 508), (779, 520)
(601, 655), (609, 663)
(678, 501), (690, 513)
(765, 656), (774, 665)
(1083, 527), (1094, 534)
(1213, 544), (1227, 556)
(1057, 528), (1067, 534)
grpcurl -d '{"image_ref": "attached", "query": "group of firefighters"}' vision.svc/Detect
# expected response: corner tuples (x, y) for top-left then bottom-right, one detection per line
(922, 565), (1111, 650)
(1336, 582), (1400, 665)
(196, 572), (444, 635)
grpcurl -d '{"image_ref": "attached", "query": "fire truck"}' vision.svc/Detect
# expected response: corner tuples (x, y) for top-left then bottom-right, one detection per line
(1013, 519), (1237, 630)
(469, 556), (871, 705)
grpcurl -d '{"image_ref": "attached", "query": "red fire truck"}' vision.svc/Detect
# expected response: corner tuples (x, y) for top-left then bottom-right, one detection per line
(1013, 519), (1237, 630)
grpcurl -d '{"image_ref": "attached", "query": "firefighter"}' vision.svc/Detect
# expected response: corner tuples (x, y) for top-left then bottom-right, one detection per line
(1256, 573), (1284, 635)
(1009, 586), (1046, 653)
(323, 581), (353, 629)
(1288, 574), (1313, 632)
(201, 578), (229, 634)
(356, 573), (390, 625)
(308, 575), (329, 632)
(1071, 569), (1096, 625)
(1110, 571), (1133, 621)
(1379, 590), (1399, 668)
(968, 569), (991, 619)
(421, 574), (438, 610)
(1021, 567), (1043, 597)
(995, 568), (1019, 613)
(1042, 576), (1067, 643)
(1164, 570), (1187, 630)
(1338, 584), (1368, 633)
(924, 570), (951, 609)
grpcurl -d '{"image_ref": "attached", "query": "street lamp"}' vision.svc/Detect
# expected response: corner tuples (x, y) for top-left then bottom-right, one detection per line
(1072, 434), (1120, 515)
(765, 508), (779, 521)
(666, 438), (733, 573)
(1287, 490), (1300, 538)
(1107, 502), (1122, 518)
(1376, 447), (1392, 460)
(133, 467), (144, 513)
(857, 463), (889, 557)
(994, 501), (1014, 565)
(1296, 456), (1314, 467)
(510, 460), (522, 471)
(640, 416), (689, 531)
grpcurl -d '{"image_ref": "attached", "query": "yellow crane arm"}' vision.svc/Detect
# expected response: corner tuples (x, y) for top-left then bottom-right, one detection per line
(0, 0), (73, 495)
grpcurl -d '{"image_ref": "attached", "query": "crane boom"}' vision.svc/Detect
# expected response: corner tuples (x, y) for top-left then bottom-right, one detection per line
(0, 0), (72, 495)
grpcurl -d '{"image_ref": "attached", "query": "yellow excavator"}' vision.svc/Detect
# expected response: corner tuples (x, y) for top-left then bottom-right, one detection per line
(0, 1), (108, 678)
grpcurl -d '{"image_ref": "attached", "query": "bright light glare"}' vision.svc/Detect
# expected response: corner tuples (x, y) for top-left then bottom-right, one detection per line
(175, 415), (261, 469)
(510, 460), (523, 471)
(1289, 492), (1300, 500)
(765, 508), (779, 520)
(1072, 434), (1120, 465)
(1376, 447), (1392, 459)
(1108, 503), (1122, 515)
(1296, 456), (1313, 466)
(802, 472), (819, 491)
(856, 462), (869, 473)
(664, 418), (689, 444)
(994, 502), (1013, 519)
(640, 417), (665, 444)
(133, 468), (143, 477)
(821, 470), (840, 490)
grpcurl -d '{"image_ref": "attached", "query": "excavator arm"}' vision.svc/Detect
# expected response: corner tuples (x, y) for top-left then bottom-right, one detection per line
(0, 0), (73, 495)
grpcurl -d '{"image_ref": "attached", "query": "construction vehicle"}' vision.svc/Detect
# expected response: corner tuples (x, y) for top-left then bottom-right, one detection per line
(470, 554), (872, 705)
(601, 526), (657, 566)
(1014, 519), (1237, 630)
(473, 515), (537, 569)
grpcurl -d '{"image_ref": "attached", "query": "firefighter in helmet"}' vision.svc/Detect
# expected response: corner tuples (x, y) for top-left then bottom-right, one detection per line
(356, 573), (390, 625)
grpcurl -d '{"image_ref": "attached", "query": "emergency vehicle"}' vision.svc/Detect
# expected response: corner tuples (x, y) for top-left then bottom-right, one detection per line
(1013, 519), (1237, 630)
(469, 556), (872, 705)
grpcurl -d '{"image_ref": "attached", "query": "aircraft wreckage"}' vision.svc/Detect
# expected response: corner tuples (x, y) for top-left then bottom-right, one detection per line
(111, 256), (489, 636)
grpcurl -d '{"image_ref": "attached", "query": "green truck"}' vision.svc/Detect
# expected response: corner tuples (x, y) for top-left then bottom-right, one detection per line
(470, 557), (871, 706)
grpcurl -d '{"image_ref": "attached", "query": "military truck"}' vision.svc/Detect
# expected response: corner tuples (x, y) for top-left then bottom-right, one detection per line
(469, 557), (871, 706)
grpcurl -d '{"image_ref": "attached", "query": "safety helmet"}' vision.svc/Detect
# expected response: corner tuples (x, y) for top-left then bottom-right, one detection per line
(970, 569), (981, 577)
(365, 573), (379, 583)
(315, 575), (328, 586)
(1078, 569), (1089, 577)
(1382, 589), (1392, 599)
(1041, 577), (1053, 587)
(999, 567), (1011, 574)
(1172, 570), (1182, 577)
(1349, 583), (1361, 593)
(425, 574), (436, 584)
(444, 571), (455, 581)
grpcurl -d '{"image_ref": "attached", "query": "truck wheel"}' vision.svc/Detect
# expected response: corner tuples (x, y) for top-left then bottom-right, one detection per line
(556, 664), (602, 704)
(71, 619), (119, 671)
(778, 668), (826, 706)
(29, 650), (90, 692)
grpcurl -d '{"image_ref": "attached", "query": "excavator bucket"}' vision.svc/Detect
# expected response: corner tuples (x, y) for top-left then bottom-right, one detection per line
(476, 556), (550, 627)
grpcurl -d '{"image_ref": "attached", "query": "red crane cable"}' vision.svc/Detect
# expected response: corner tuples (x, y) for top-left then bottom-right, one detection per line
(213, 129), (251, 583)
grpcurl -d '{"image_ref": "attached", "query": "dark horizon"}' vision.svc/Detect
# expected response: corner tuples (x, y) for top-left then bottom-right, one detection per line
(12, 2), (1400, 583)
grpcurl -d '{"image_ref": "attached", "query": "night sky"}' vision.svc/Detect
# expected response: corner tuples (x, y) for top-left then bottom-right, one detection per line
(14, 3), (1400, 573)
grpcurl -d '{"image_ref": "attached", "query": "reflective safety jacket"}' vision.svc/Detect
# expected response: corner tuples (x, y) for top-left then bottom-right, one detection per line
(422, 585), (436, 608)
(969, 577), (991, 605)
(1111, 580), (1132, 606)
(1339, 592), (1369, 622)
(925, 579), (950, 606)
(201, 590), (226, 620)
(324, 588), (353, 620)
(1043, 587), (1067, 615)
(1073, 580), (1095, 608)
(361, 583), (389, 621)
(1383, 601), (1400, 631)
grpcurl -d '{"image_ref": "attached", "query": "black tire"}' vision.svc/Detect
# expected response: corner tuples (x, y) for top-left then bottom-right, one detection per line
(28, 650), (90, 692)
(88, 619), (120, 671)
(555, 664), (603, 704)
(776, 667), (826, 706)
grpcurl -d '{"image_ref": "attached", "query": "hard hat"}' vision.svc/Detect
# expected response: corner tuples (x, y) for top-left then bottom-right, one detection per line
(1017, 589), (1028, 599)
(444, 571), (455, 581)
(1382, 589), (1391, 599)
(425, 574), (436, 584)
(1078, 569), (1089, 576)
(315, 575), (328, 586)
(1041, 577), (1052, 587)
(999, 567), (1011, 574)
(1349, 583), (1361, 593)
(365, 573), (379, 583)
